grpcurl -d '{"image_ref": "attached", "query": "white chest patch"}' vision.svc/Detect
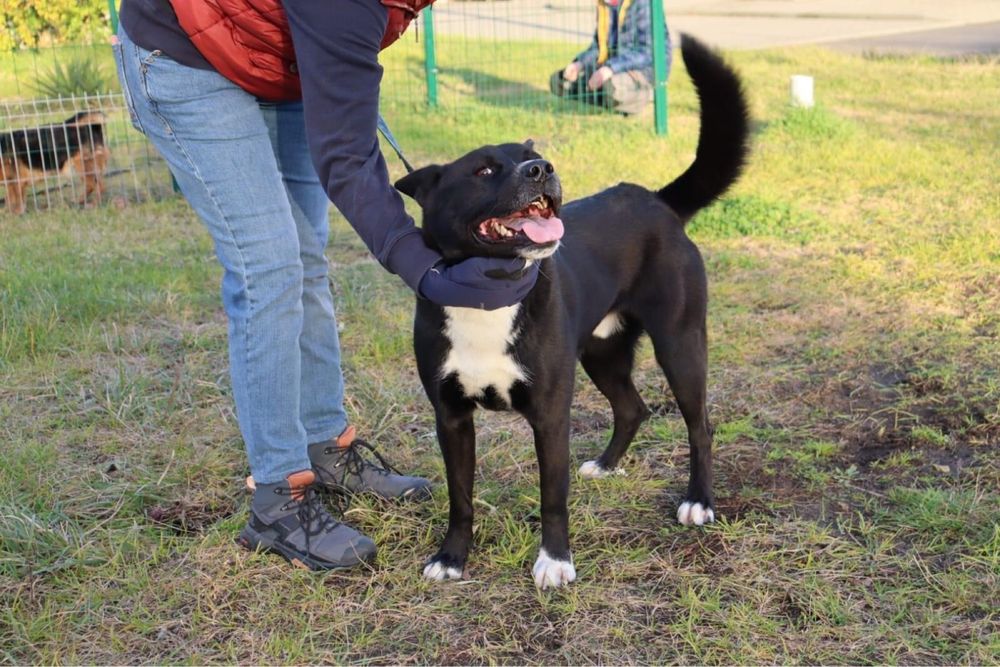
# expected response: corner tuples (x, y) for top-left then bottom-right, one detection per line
(592, 311), (625, 339)
(440, 305), (528, 404)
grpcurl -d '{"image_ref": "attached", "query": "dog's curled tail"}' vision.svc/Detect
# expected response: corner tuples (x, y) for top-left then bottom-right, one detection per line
(657, 34), (750, 223)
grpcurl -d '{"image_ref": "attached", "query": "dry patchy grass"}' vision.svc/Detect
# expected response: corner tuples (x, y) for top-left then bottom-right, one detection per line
(1, 46), (998, 664)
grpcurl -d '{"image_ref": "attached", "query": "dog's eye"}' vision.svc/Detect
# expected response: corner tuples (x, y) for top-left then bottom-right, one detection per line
(475, 166), (494, 177)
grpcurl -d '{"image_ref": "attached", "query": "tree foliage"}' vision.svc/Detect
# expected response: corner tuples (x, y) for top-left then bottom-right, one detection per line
(2, 0), (110, 50)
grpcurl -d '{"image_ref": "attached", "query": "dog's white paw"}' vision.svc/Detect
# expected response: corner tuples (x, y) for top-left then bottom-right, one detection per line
(677, 501), (715, 526)
(578, 459), (626, 479)
(532, 548), (576, 590)
(423, 559), (463, 582)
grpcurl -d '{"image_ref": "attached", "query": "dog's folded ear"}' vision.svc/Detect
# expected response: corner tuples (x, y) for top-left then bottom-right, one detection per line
(522, 138), (543, 160)
(395, 165), (443, 207)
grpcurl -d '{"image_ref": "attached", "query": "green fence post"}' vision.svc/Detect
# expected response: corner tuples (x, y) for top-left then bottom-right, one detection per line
(423, 6), (438, 108)
(650, 0), (668, 136)
(108, 0), (119, 33)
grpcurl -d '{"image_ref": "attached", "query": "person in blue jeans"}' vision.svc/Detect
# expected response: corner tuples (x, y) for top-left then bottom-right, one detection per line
(113, 0), (539, 571)
(551, 0), (672, 115)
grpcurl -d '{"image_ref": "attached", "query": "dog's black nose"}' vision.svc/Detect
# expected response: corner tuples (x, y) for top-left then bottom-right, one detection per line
(519, 159), (555, 182)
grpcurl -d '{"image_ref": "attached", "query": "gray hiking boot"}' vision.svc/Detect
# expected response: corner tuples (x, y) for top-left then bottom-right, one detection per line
(237, 469), (376, 570)
(309, 426), (433, 501)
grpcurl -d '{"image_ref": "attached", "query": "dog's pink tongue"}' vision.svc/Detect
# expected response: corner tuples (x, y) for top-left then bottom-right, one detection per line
(514, 215), (564, 243)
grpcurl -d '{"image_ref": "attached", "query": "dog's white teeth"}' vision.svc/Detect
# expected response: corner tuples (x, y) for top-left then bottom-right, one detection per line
(482, 219), (517, 239)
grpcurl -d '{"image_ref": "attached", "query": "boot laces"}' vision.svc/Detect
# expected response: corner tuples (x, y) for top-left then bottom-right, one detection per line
(318, 437), (402, 490)
(274, 484), (343, 551)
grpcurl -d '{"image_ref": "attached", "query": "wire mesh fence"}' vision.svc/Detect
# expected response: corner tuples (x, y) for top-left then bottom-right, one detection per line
(0, 93), (173, 214)
(381, 0), (670, 121)
(384, 1), (596, 110)
(1, 0), (671, 214)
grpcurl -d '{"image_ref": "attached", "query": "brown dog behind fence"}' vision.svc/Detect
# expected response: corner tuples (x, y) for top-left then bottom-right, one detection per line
(0, 111), (109, 214)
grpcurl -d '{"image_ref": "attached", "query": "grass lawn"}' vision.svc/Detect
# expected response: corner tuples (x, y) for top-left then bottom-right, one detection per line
(1, 42), (998, 664)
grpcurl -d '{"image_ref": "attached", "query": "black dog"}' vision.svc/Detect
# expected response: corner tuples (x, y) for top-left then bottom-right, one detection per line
(396, 35), (749, 589)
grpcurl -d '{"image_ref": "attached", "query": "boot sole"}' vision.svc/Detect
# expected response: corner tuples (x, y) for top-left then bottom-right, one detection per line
(236, 525), (374, 571)
(401, 484), (434, 502)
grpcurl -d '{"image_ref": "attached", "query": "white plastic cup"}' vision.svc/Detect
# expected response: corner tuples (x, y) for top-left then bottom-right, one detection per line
(790, 74), (814, 108)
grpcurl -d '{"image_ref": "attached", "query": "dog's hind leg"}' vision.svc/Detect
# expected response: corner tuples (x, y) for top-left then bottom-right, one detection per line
(648, 323), (715, 526)
(71, 153), (90, 207)
(423, 405), (477, 582)
(578, 324), (651, 478)
(2, 161), (27, 215)
(74, 152), (104, 208)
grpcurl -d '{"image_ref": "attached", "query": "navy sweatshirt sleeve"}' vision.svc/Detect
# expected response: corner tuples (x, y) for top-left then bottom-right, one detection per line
(281, 0), (440, 292)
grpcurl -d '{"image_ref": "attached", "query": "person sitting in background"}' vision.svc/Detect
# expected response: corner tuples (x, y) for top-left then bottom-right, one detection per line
(551, 0), (672, 115)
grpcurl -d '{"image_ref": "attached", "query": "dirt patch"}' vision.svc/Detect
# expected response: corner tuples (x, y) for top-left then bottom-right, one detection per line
(570, 407), (612, 434)
(717, 453), (846, 523)
(835, 365), (993, 474)
(849, 428), (913, 467)
(646, 399), (679, 417)
(147, 495), (239, 534)
(712, 493), (774, 521)
(772, 359), (995, 462)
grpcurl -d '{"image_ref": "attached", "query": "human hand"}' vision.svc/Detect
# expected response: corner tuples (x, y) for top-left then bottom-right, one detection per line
(587, 65), (614, 91)
(562, 61), (582, 83)
(418, 257), (540, 310)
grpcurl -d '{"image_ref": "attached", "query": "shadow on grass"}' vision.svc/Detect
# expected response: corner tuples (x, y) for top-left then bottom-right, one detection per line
(441, 66), (619, 118)
(386, 57), (622, 121)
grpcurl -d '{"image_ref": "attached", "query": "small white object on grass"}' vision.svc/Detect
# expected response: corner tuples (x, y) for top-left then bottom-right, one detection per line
(790, 74), (815, 108)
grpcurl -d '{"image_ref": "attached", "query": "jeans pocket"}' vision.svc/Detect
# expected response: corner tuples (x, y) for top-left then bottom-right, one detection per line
(139, 48), (164, 75)
(112, 38), (144, 134)
(133, 47), (192, 124)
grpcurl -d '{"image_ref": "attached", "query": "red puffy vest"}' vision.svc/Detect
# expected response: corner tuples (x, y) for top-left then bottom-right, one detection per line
(168, 0), (432, 101)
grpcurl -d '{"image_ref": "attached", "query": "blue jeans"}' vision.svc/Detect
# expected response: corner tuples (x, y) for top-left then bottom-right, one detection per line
(113, 26), (348, 484)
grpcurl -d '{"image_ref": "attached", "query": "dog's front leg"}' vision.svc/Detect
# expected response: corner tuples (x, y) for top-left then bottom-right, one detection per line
(423, 407), (476, 582)
(527, 399), (576, 590)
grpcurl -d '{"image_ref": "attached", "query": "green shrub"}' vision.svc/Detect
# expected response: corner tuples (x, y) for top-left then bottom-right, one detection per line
(33, 56), (113, 97)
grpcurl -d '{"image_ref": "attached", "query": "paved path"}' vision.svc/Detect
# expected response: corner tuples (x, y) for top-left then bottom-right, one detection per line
(828, 20), (1000, 56)
(431, 0), (1000, 55)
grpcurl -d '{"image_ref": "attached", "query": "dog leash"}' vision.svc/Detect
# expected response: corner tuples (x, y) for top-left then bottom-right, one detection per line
(377, 113), (415, 174)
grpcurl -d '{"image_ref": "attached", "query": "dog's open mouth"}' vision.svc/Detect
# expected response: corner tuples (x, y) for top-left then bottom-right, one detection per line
(476, 196), (564, 245)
